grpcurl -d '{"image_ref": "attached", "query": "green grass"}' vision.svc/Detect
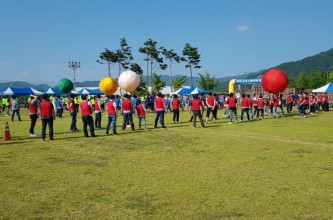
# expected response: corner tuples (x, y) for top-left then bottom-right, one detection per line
(1, 108), (333, 219)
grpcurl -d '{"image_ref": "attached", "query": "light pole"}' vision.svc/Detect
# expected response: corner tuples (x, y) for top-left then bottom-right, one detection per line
(68, 61), (80, 89)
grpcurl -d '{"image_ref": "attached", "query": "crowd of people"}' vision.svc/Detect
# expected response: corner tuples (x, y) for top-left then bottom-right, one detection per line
(0, 91), (330, 141)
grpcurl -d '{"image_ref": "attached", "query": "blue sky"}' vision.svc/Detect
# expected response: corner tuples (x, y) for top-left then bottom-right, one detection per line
(1, 0), (333, 84)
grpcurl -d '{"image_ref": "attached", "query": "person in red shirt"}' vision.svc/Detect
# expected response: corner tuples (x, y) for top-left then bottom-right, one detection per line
(39, 94), (55, 141)
(253, 94), (258, 118)
(172, 94), (180, 124)
(309, 92), (316, 114)
(154, 92), (166, 128)
(323, 93), (329, 112)
(106, 95), (118, 135)
(240, 94), (250, 122)
(136, 99), (146, 129)
(121, 94), (135, 131)
(272, 94), (280, 118)
(205, 92), (217, 124)
(29, 94), (39, 137)
(79, 95), (96, 137)
(300, 92), (308, 117)
(191, 94), (204, 128)
(257, 94), (265, 120)
(94, 94), (103, 129)
(67, 94), (78, 132)
(227, 92), (238, 124)
(286, 93), (293, 113)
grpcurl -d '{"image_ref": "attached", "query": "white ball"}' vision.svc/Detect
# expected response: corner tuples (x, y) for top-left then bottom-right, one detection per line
(118, 71), (140, 92)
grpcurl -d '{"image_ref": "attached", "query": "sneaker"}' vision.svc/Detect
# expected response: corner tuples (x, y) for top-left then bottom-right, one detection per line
(229, 122), (232, 124)
(106, 131), (109, 135)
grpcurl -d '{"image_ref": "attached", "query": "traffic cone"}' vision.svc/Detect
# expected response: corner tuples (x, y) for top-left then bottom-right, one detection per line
(3, 122), (12, 141)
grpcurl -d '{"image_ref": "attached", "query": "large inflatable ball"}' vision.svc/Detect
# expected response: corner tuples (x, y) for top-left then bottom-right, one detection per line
(58, 78), (74, 93)
(118, 71), (140, 92)
(261, 69), (288, 94)
(99, 77), (118, 95)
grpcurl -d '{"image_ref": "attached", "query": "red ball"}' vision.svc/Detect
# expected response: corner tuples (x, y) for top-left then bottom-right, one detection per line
(261, 69), (288, 93)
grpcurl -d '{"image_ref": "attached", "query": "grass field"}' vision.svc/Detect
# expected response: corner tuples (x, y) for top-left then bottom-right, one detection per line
(1, 108), (333, 219)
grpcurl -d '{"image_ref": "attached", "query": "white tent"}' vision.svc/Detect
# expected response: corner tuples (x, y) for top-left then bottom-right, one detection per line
(312, 82), (333, 93)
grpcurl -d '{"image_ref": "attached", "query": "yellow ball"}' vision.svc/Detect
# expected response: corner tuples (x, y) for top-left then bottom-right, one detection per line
(99, 77), (118, 95)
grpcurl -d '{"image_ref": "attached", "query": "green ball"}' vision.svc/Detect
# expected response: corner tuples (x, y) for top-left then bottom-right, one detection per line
(58, 78), (73, 93)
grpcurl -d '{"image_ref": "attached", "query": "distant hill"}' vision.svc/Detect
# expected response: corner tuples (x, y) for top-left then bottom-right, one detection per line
(2, 48), (333, 92)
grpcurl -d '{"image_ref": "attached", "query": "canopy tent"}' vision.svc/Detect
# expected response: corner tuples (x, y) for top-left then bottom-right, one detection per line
(77, 88), (104, 95)
(174, 88), (194, 95)
(312, 82), (333, 93)
(190, 87), (208, 94)
(0, 87), (43, 96)
(42, 87), (64, 95)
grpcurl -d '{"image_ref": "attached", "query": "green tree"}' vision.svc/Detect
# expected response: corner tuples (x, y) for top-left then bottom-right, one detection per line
(197, 73), (219, 91)
(130, 63), (148, 95)
(139, 39), (166, 92)
(297, 70), (309, 88)
(308, 70), (321, 88)
(328, 72), (333, 83)
(116, 38), (133, 93)
(97, 48), (118, 77)
(160, 47), (180, 92)
(172, 76), (187, 91)
(152, 72), (166, 93)
(288, 78), (297, 88)
(181, 43), (201, 88)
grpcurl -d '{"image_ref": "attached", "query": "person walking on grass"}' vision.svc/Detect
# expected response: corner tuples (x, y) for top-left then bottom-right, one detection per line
(257, 94), (265, 120)
(106, 95), (118, 135)
(28, 95), (38, 137)
(121, 94), (135, 131)
(11, 96), (22, 121)
(154, 92), (166, 128)
(55, 95), (63, 118)
(172, 94), (180, 124)
(191, 94), (205, 128)
(205, 92), (217, 124)
(67, 94), (79, 132)
(39, 94), (55, 141)
(240, 94), (250, 122)
(227, 92), (238, 124)
(80, 95), (96, 138)
(94, 94), (103, 129)
(136, 99), (147, 129)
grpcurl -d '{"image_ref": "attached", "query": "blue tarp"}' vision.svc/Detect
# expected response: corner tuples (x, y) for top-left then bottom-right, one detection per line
(0, 87), (43, 95)
(175, 88), (194, 95)
(191, 87), (208, 94)
(312, 82), (333, 93)
(78, 88), (104, 95)
(42, 87), (64, 95)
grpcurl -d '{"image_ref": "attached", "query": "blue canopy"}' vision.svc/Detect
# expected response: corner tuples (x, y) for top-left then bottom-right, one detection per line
(0, 87), (43, 95)
(175, 88), (194, 95)
(312, 82), (333, 93)
(78, 88), (104, 95)
(191, 87), (208, 94)
(43, 87), (64, 95)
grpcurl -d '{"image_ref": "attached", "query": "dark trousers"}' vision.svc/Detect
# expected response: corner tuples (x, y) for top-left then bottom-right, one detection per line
(82, 115), (95, 137)
(173, 110), (179, 122)
(192, 110), (204, 127)
(41, 117), (53, 140)
(323, 102), (329, 111)
(95, 112), (102, 128)
(70, 112), (77, 131)
(241, 108), (250, 121)
(257, 108), (264, 119)
(56, 108), (63, 118)
(11, 109), (21, 121)
(286, 103), (293, 113)
(155, 111), (165, 127)
(122, 113), (134, 130)
(253, 106), (258, 116)
(29, 114), (37, 134)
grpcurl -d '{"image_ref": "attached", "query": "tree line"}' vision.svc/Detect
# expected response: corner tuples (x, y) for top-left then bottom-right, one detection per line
(288, 70), (333, 89)
(97, 38), (219, 94)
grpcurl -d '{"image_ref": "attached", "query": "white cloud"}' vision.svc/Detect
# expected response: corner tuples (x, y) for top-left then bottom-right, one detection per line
(237, 24), (249, 32)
